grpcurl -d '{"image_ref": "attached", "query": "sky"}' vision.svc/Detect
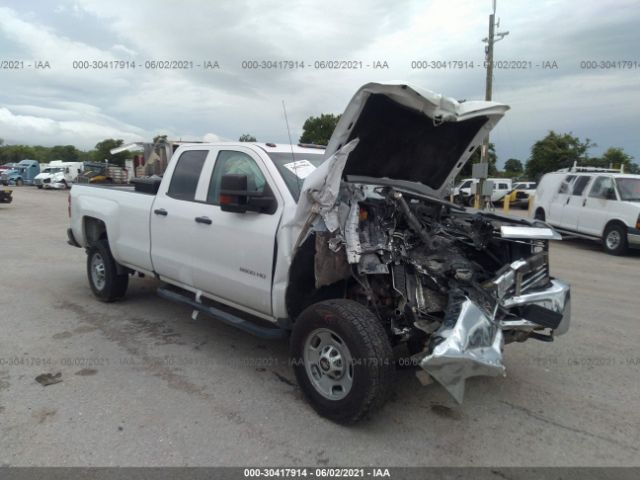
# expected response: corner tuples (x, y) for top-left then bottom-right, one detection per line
(0, 0), (638, 168)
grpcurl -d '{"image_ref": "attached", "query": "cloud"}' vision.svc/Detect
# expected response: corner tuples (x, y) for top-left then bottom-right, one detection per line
(0, 0), (638, 165)
(0, 105), (146, 148)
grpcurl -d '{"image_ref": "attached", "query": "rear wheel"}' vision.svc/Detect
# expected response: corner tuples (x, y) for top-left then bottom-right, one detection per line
(602, 223), (628, 255)
(87, 239), (129, 301)
(290, 299), (395, 423)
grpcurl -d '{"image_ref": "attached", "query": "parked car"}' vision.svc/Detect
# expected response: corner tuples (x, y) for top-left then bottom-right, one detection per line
(453, 178), (513, 205)
(0, 188), (12, 204)
(507, 181), (537, 208)
(532, 167), (640, 255)
(34, 161), (84, 189)
(68, 82), (570, 423)
(0, 159), (40, 186)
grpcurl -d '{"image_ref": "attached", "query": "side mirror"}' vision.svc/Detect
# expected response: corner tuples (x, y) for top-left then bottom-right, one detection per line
(219, 174), (276, 214)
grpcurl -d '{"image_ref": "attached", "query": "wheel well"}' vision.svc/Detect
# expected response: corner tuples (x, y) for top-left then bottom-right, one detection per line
(534, 207), (545, 219)
(285, 233), (348, 321)
(603, 219), (626, 237)
(84, 217), (107, 245)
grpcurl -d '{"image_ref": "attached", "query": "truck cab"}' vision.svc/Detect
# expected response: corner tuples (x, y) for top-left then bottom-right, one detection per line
(0, 159), (40, 186)
(34, 161), (84, 189)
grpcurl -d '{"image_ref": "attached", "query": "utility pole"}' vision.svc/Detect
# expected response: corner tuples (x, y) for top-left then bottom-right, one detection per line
(476, 0), (508, 209)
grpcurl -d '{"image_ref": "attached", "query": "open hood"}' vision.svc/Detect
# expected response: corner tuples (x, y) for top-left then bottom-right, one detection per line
(324, 82), (509, 197)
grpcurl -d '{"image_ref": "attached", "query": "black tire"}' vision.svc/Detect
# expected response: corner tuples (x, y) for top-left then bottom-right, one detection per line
(290, 299), (395, 423)
(86, 239), (129, 302)
(15, 178), (24, 187)
(37, 185), (43, 189)
(534, 208), (546, 221)
(61, 180), (68, 189)
(602, 223), (628, 256)
(466, 195), (475, 207)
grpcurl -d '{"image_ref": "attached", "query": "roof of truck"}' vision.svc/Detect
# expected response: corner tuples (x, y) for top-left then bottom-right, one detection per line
(179, 142), (326, 155)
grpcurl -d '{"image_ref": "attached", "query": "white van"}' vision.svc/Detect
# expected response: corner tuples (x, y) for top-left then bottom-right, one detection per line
(532, 167), (640, 255)
(453, 178), (512, 205)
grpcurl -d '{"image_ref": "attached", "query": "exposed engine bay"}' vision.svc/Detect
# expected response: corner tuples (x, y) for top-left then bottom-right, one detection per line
(293, 180), (570, 403)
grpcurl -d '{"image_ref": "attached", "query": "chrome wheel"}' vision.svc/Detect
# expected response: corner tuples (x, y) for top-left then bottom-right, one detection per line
(303, 328), (354, 401)
(606, 230), (621, 250)
(90, 253), (106, 291)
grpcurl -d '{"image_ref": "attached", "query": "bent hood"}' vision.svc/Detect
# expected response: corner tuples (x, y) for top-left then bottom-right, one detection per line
(324, 82), (509, 198)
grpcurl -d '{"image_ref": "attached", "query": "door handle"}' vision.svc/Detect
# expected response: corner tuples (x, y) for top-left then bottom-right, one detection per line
(195, 216), (212, 225)
(582, 198), (587, 207)
(154, 208), (168, 216)
(565, 197), (570, 205)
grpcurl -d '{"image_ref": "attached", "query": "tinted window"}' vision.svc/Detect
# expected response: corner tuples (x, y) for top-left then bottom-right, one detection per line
(207, 151), (267, 205)
(167, 150), (208, 200)
(558, 175), (576, 194)
(572, 176), (591, 196)
(589, 177), (615, 199)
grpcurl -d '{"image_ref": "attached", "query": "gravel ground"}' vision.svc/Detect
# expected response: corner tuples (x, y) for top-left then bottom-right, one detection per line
(0, 187), (639, 467)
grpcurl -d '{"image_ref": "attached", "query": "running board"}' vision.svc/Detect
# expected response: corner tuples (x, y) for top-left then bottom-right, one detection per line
(157, 287), (288, 340)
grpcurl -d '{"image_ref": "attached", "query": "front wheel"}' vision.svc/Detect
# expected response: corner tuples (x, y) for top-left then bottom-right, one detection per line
(15, 178), (24, 187)
(290, 299), (395, 423)
(87, 239), (129, 302)
(602, 223), (628, 255)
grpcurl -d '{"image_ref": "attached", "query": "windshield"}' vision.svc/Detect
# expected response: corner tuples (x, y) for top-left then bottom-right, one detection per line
(43, 168), (64, 173)
(266, 152), (326, 201)
(615, 178), (640, 201)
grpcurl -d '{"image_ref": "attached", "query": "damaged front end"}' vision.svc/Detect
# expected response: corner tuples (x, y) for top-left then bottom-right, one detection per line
(286, 83), (570, 403)
(293, 172), (570, 403)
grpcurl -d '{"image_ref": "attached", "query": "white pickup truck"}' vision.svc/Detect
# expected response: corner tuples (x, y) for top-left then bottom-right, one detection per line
(68, 83), (571, 423)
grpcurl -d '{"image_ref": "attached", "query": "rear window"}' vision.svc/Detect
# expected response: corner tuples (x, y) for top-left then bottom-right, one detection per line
(167, 150), (208, 200)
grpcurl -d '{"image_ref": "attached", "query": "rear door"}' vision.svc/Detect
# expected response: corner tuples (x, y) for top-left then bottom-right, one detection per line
(150, 148), (211, 287)
(561, 175), (592, 230)
(189, 147), (283, 316)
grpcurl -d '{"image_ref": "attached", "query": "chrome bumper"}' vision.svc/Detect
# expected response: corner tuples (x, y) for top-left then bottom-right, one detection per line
(501, 279), (571, 335)
(627, 229), (640, 247)
(419, 278), (571, 403)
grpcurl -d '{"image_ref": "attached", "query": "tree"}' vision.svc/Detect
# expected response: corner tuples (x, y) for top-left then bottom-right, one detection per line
(48, 145), (80, 162)
(153, 134), (168, 145)
(525, 131), (595, 180)
(504, 158), (523, 175)
(299, 113), (341, 145)
(92, 139), (129, 166)
(459, 143), (497, 177)
(600, 147), (633, 171)
(239, 134), (257, 142)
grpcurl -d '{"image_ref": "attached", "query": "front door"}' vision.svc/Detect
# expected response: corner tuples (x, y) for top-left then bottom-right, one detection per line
(579, 176), (615, 236)
(189, 147), (283, 316)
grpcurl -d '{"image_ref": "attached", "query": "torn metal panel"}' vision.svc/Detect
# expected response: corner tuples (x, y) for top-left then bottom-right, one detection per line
(420, 299), (505, 403)
(314, 232), (351, 288)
